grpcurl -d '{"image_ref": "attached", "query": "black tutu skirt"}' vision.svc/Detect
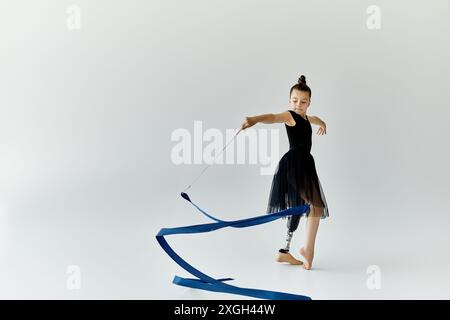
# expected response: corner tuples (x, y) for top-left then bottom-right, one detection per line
(266, 145), (329, 219)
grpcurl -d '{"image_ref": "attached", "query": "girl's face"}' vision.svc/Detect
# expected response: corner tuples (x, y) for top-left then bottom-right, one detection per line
(289, 89), (311, 114)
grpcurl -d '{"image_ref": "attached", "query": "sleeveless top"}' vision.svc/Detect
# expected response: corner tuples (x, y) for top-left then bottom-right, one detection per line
(285, 110), (312, 153)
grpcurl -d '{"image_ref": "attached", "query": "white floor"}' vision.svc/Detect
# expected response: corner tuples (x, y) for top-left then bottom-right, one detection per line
(151, 215), (450, 300)
(2, 207), (449, 300)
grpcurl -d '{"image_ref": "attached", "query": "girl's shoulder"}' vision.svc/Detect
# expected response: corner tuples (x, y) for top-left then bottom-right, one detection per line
(285, 110), (296, 127)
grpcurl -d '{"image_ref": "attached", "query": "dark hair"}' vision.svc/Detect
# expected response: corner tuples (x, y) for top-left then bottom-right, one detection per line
(289, 75), (312, 99)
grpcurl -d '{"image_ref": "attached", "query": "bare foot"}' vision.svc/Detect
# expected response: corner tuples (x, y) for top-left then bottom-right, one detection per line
(276, 252), (303, 265)
(299, 247), (314, 270)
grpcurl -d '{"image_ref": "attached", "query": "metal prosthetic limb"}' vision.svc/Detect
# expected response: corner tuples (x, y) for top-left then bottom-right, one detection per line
(278, 214), (301, 253)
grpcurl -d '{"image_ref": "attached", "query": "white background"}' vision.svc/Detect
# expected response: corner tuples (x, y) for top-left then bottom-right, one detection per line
(0, 0), (449, 299)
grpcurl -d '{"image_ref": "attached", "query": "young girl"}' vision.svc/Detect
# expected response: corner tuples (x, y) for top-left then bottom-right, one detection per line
(240, 75), (329, 270)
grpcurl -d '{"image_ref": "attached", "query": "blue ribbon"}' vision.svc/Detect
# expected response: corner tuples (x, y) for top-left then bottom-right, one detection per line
(155, 192), (312, 300)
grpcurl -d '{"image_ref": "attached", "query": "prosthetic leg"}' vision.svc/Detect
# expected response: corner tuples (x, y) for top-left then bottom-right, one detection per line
(276, 214), (303, 265)
(279, 215), (301, 254)
(276, 198), (314, 265)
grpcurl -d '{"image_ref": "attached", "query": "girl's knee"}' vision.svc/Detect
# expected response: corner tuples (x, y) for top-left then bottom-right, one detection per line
(310, 204), (324, 218)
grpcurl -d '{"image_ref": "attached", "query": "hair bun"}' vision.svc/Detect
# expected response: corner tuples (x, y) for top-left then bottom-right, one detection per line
(298, 75), (306, 85)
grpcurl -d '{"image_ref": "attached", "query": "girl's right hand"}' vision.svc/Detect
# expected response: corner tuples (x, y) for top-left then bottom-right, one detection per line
(240, 116), (257, 130)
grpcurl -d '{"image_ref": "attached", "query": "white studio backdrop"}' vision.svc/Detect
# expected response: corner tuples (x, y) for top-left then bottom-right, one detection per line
(0, 0), (449, 299)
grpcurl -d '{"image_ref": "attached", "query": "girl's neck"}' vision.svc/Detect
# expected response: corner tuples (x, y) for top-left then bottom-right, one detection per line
(292, 109), (307, 118)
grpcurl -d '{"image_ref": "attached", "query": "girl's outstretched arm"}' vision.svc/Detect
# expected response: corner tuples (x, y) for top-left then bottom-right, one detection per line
(240, 111), (292, 130)
(308, 115), (327, 135)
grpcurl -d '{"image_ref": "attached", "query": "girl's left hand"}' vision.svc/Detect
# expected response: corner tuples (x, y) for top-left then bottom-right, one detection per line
(317, 122), (327, 135)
